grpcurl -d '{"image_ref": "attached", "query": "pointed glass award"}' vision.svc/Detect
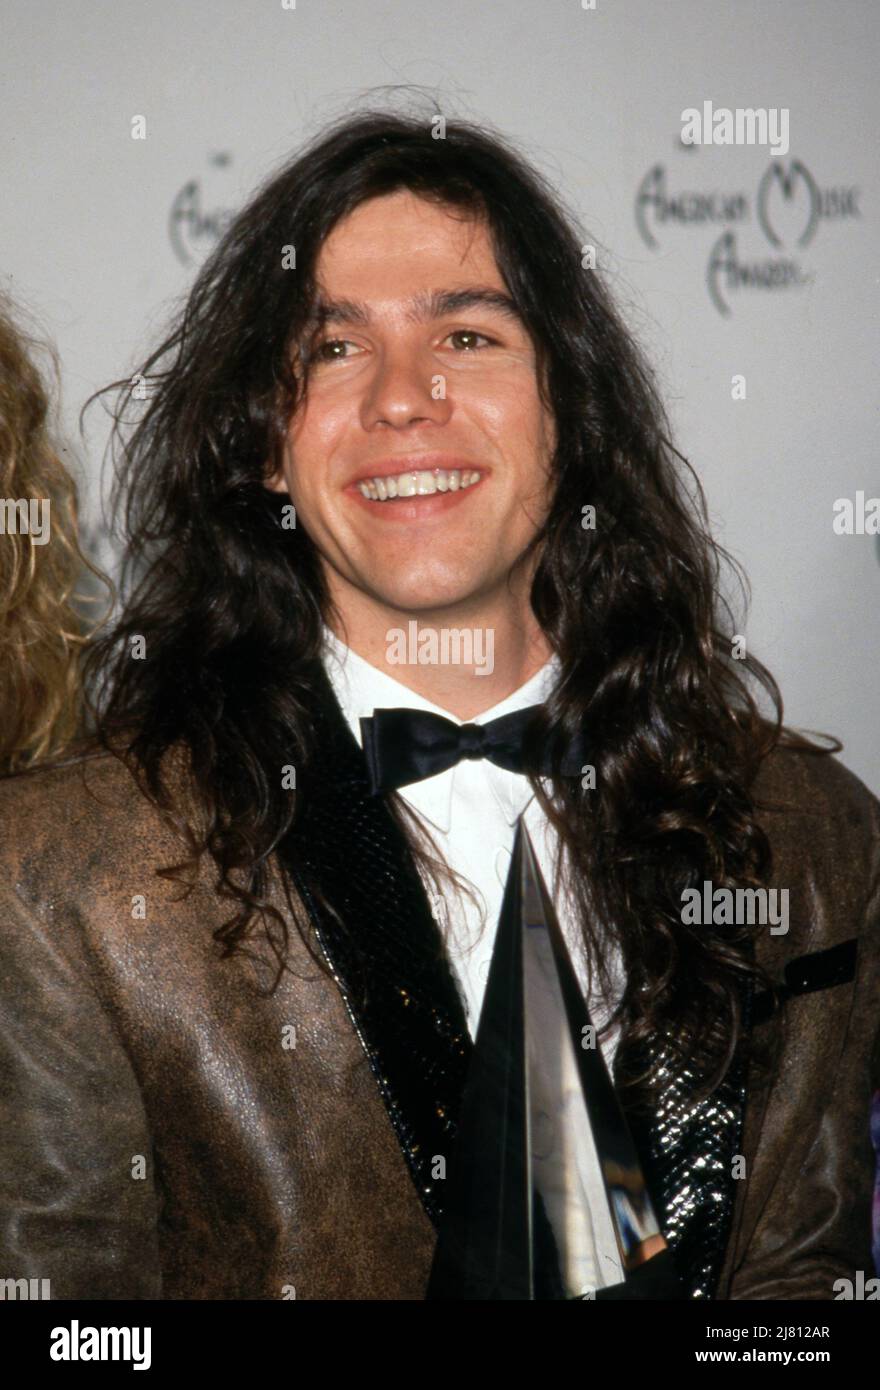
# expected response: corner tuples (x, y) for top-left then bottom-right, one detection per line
(426, 818), (681, 1300)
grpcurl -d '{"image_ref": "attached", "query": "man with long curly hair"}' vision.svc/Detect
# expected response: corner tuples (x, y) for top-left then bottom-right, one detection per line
(0, 111), (877, 1302)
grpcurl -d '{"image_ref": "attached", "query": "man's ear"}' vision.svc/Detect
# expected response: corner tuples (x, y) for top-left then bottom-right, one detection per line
(263, 462), (289, 495)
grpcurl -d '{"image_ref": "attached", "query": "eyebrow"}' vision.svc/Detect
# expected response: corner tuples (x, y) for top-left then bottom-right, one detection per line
(308, 286), (523, 329)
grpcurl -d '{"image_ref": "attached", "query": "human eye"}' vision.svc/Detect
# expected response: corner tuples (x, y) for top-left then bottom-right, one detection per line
(307, 337), (362, 363)
(443, 328), (496, 351)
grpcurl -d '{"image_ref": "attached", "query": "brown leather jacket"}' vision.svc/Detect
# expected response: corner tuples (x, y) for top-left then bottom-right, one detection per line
(0, 733), (877, 1300)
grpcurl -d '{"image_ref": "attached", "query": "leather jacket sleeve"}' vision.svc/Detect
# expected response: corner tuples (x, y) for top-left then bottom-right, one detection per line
(0, 879), (162, 1299)
(722, 763), (880, 1300)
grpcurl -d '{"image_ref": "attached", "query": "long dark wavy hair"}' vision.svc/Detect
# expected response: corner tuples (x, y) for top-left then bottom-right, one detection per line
(82, 102), (830, 1109)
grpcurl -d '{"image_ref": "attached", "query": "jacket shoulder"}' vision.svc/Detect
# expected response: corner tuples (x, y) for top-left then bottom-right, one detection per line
(753, 740), (880, 845)
(751, 741), (880, 954)
(0, 745), (196, 907)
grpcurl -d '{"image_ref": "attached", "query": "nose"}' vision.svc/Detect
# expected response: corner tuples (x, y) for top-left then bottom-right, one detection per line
(360, 344), (453, 430)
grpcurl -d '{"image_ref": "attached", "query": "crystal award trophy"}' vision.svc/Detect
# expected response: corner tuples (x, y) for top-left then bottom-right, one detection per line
(426, 818), (681, 1300)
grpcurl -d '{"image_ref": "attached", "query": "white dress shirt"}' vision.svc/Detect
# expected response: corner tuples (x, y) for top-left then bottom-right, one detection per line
(322, 626), (627, 1292)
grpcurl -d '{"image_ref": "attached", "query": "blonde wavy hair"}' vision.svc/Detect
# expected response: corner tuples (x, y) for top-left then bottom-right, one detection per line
(0, 293), (110, 771)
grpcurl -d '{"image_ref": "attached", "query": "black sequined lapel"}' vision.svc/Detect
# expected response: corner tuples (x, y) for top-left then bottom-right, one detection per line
(276, 663), (473, 1228)
(614, 975), (753, 1300)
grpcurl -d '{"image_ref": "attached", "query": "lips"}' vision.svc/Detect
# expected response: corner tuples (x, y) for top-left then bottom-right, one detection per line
(348, 455), (487, 484)
(357, 467), (482, 501)
(344, 460), (487, 522)
(344, 455), (488, 518)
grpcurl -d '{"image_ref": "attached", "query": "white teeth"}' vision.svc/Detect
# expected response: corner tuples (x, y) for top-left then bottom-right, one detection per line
(356, 468), (482, 501)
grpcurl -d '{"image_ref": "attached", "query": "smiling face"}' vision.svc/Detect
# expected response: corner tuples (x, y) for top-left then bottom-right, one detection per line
(266, 189), (557, 633)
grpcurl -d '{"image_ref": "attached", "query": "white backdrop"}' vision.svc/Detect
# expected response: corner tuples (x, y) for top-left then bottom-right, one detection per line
(2, 0), (877, 793)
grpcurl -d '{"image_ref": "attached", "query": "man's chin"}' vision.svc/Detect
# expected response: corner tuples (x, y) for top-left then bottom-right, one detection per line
(367, 584), (490, 622)
(347, 567), (487, 615)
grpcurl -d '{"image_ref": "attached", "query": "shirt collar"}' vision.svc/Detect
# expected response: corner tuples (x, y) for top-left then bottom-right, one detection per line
(321, 625), (559, 833)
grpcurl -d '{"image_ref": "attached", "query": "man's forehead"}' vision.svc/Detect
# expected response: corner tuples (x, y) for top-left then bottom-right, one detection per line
(314, 190), (493, 272)
(305, 194), (523, 332)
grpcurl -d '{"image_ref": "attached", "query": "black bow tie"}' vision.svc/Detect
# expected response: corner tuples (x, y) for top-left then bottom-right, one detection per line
(359, 704), (586, 795)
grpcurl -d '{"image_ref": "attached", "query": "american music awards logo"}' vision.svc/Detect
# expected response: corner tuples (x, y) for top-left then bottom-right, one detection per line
(635, 146), (861, 316)
(168, 151), (237, 266)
